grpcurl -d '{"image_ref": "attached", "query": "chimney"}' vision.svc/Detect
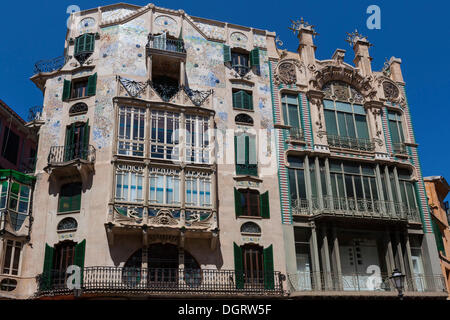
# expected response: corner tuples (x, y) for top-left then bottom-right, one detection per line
(346, 30), (373, 76)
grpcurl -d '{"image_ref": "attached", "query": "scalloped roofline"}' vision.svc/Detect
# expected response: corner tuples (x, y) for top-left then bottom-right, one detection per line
(73, 2), (274, 41)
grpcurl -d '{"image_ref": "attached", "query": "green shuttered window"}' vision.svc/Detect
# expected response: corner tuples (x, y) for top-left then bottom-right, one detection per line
(235, 134), (257, 176)
(223, 44), (231, 63)
(62, 73), (97, 101)
(74, 33), (95, 55)
(234, 188), (269, 219)
(263, 245), (274, 289)
(233, 90), (253, 110)
(250, 48), (260, 67)
(233, 243), (244, 289)
(58, 183), (82, 213)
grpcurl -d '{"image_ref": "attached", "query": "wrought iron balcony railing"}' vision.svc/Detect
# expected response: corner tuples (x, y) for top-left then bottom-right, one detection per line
(393, 142), (408, 155)
(37, 267), (284, 296)
(147, 35), (186, 54)
(288, 127), (305, 141)
(327, 134), (375, 152)
(288, 272), (447, 293)
(232, 64), (250, 77)
(236, 163), (258, 176)
(291, 196), (421, 222)
(27, 106), (44, 122)
(33, 56), (67, 74)
(48, 144), (96, 165)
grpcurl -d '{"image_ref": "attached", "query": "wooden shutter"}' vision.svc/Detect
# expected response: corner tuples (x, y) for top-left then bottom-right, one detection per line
(234, 188), (243, 218)
(42, 244), (55, 290)
(263, 245), (274, 289)
(74, 240), (86, 286)
(242, 91), (253, 110)
(233, 243), (244, 289)
(72, 183), (82, 212)
(223, 44), (231, 63)
(87, 73), (97, 96)
(64, 123), (75, 161)
(62, 80), (72, 101)
(250, 48), (260, 66)
(86, 34), (95, 52)
(74, 36), (81, 55)
(82, 121), (90, 159)
(233, 91), (244, 109)
(260, 191), (270, 218)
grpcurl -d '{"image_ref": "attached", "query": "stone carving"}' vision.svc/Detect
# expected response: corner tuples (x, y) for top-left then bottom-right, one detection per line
(277, 62), (296, 84)
(274, 59), (305, 85)
(149, 209), (178, 226)
(383, 81), (400, 101)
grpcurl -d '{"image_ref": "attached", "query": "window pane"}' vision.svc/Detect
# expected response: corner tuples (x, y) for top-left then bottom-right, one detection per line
(345, 113), (356, 138)
(324, 110), (338, 135)
(355, 115), (369, 139)
(345, 175), (354, 198)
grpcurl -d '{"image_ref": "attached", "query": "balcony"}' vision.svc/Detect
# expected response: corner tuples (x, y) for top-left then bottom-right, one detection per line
(107, 206), (218, 249)
(36, 267), (284, 298)
(45, 144), (96, 179)
(288, 272), (447, 297)
(291, 196), (421, 222)
(147, 35), (186, 55)
(33, 56), (67, 75)
(327, 135), (375, 152)
(287, 127), (305, 143)
(236, 164), (258, 177)
(393, 142), (408, 156)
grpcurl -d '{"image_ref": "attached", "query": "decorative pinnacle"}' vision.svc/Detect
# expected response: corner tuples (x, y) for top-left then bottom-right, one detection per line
(345, 29), (373, 47)
(289, 18), (317, 36)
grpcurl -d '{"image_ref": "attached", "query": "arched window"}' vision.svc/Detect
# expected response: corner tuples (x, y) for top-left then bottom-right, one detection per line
(322, 81), (372, 151)
(57, 218), (78, 232)
(235, 114), (254, 125)
(122, 244), (201, 287)
(69, 102), (88, 115)
(240, 222), (261, 234)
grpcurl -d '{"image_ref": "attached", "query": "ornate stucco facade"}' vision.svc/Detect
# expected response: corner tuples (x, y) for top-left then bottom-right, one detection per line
(0, 3), (446, 300)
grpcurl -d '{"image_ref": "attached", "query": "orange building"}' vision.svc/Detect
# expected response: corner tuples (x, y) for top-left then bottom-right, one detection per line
(424, 176), (450, 298)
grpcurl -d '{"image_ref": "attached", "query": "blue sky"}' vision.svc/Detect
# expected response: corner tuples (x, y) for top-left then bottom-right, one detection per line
(1, 0), (449, 198)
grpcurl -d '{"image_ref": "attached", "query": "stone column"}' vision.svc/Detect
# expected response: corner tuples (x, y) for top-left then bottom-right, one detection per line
(320, 228), (332, 290)
(296, 21), (318, 67)
(404, 232), (416, 291)
(309, 222), (322, 290)
(314, 157), (323, 210)
(331, 227), (342, 290)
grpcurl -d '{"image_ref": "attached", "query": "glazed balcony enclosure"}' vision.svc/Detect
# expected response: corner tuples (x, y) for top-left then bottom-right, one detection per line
(0, 170), (35, 238)
(36, 267), (284, 298)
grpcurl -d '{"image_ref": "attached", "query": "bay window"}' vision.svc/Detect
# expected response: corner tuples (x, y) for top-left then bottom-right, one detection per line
(149, 167), (180, 205)
(118, 106), (146, 157)
(185, 171), (211, 208)
(115, 165), (144, 203)
(185, 115), (209, 164)
(150, 110), (180, 160)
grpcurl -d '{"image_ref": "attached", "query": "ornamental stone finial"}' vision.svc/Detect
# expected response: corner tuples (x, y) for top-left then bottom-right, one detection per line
(345, 29), (373, 47)
(289, 18), (318, 36)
